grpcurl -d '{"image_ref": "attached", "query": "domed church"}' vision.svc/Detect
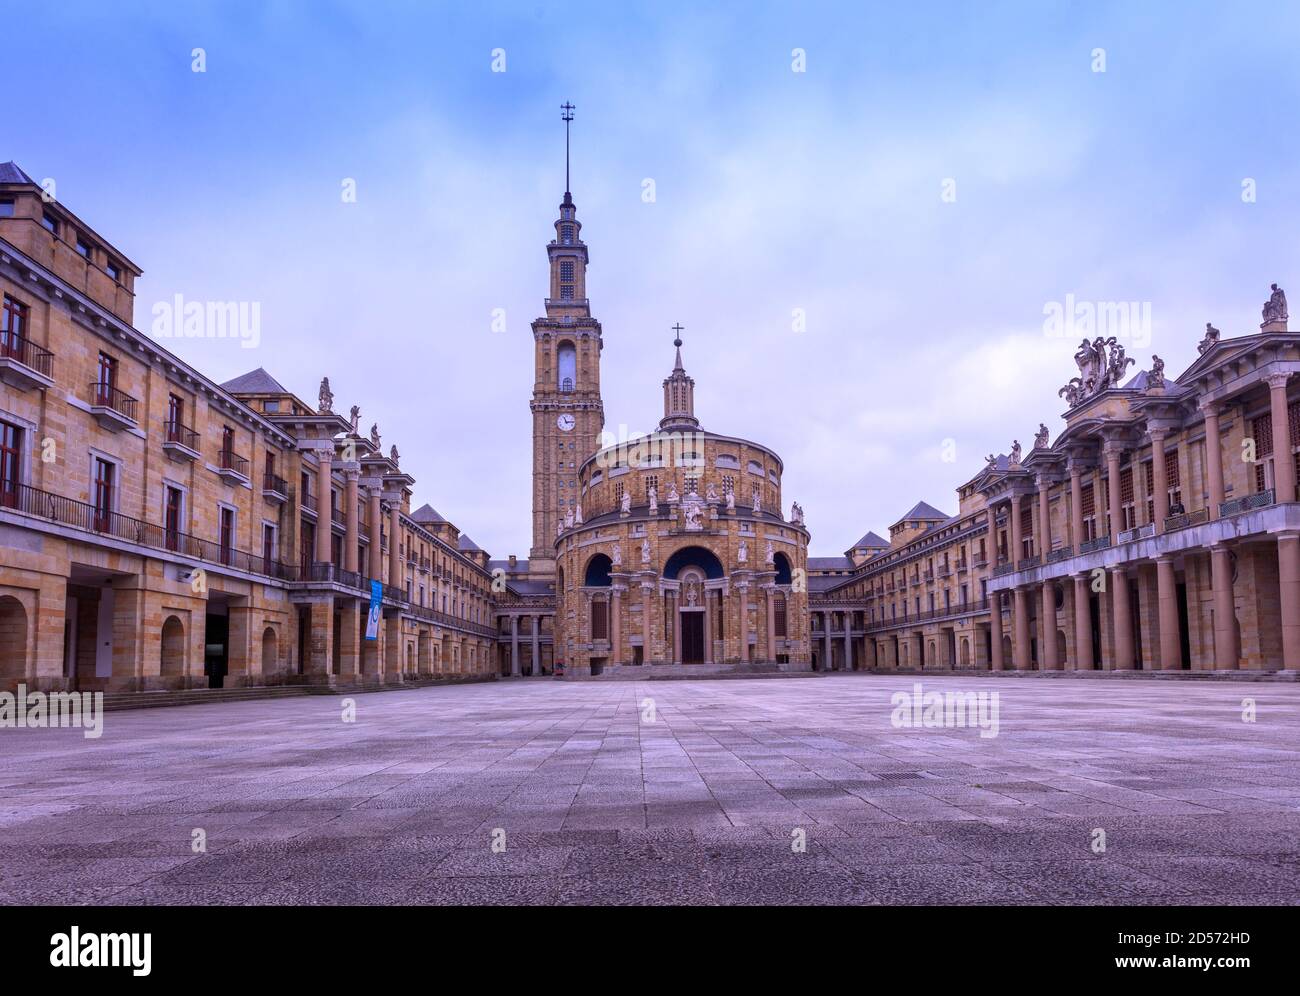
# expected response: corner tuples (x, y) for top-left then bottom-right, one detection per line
(552, 330), (812, 676)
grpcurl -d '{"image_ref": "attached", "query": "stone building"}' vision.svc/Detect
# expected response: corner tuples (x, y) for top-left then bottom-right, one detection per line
(812, 303), (1300, 672)
(0, 162), (499, 691)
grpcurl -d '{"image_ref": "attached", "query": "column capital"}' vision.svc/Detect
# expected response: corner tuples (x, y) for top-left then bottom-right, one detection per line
(1102, 439), (1126, 458)
(1265, 370), (1292, 390)
(1198, 397), (1221, 417)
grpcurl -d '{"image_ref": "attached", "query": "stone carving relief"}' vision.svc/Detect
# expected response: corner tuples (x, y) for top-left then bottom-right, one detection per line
(1058, 336), (1136, 408)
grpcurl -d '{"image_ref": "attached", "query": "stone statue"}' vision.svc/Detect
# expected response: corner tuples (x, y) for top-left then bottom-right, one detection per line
(1059, 380), (1084, 407)
(1262, 283), (1288, 324)
(349, 405), (360, 433)
(706, 481), (718, 502)
(738, 540), (748, 563)
(564, 507), (574, 528)
(611, 543), (622, 567)
(369, 422), (380, 448)
(1073, 337), (1104, 395)
(1010, 440), (1022, 466)
(647, 483), (657, 514)
(574, 503), (584, 525)
(556, 521), (564, 538)
(985, 453), (997, 469)
(725, 488), (735, 512)
(1106, 338), (1135, 387)
(752, 490), (762, 514)
(666, 481), (679, 503)
(1060, 336), (1135, 407)
(764, 540), (774, 564)
(620, 490), (631, 514)
(790, 501), (804, 525)
(389, 444), (399, 466)
(1198, 322), (1220, 354)
(1148, 355), (1165, 390)
(682, 501), (701, 530)
(641, 539), (650, 564)
(1034, 423), (1049, 449)
(318, 377), (334, 414)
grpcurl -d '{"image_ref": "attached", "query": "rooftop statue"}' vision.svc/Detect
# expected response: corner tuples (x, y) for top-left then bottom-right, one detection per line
(1262, 283), (1288, 325)
(1148, 355), (1166, 390)
(318, 376), (334, 414)
(1198, 322), (1220, 354)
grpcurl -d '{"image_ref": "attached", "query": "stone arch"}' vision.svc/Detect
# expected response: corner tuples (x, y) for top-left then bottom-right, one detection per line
(960, 637), (970, 667)
(662, 545), (724, 580)
(161, 615), (186, 677)
(557, 339), (577, 392)
(260, 626), (278, 674)
(926, 639), (936, 667)
(0, 594), (29, 681)
(584, 552), (613, 587)
(773, 552), (793, 585)
(1001, 634), (1012, 662)
(900, 642), (909, 667)
(1056, 628), (1067, 664)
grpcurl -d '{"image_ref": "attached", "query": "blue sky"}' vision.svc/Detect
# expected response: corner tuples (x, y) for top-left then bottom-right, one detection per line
(11, 1), (1300, 556)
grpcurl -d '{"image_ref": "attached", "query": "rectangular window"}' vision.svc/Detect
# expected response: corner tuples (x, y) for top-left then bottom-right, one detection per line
(219, 507), (235, 565)
(774, 594), (787, 637)
(93, 458), (115, 530)
(164, 485), (183, 551)
(95, 352), (117, 404)
(1120, 467), (1135, 530)
(262, 523), (276, 571)
(75, 235), (92, 258)
(0, 198), (14, 217)
(41, 211), (58, 234)
(2, 293), (28, 339)
(0, 419), (21, 508)
(106, 260), (120, 282)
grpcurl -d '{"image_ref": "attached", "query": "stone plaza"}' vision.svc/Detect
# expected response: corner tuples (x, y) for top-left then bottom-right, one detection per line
(4, 675), (1299, 906)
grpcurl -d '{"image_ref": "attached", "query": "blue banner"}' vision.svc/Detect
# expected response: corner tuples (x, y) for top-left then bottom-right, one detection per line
(365, 580), (382, 640)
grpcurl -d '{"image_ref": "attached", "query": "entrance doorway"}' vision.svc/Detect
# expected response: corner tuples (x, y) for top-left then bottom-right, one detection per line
(204, 613), (228, 688)
(680, 612), (704, 664)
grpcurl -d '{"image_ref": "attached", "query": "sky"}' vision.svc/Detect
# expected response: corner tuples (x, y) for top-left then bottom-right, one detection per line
(10, 0), (1300, 557)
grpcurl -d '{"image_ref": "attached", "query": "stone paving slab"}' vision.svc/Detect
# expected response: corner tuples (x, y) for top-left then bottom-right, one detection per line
(2, 675), (1300, 905)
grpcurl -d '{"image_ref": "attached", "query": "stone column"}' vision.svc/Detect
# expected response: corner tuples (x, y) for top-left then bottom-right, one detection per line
(702, 592), (713, 664)
(1037, 477), (1052, 558)
(989, 592), (1005, 671)
(315, 449), (333, 563)
(1112, 567), (1134, 669)
(1040, 581), (1058, 669)
(1009, 494), (1023, 564)
(611, 587), (622, 664)
(986, 501), (999, 567)
(1069, 465), (1084, 548)
(843, 626), (852, 672)
(738, 585), (749, 662)
(1104, 441), (1124, 540)
(765, 588), (776, 662)
(1150, 430), (1169, 531)
(1013, 587), (1031, 669)
(1211, 544), (1238, 670)
(1201, 401), (1225, 518)
(821, 615), (831, 671)
(1073, 573), (1094, 669)
(343, 470), (359, 573)
(1278, 534), (1300, 670)
(1156, 556), (1181, 671)
(368, 487), (383, 580)
(510, 614), (520, 676)
(531, 615), (541, 676)
(1267, 372), (1296, 503)
(388, 503), (402, 590)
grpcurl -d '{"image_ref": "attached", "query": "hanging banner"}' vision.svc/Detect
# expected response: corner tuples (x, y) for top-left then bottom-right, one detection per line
(365, 580), (382, 640)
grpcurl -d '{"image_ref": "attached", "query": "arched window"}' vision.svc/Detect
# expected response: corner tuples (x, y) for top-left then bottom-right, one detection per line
(557, 342), (576, 392)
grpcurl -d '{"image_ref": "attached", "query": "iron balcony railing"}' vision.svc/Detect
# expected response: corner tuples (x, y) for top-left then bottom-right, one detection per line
(262, 471), (288, 496)
(2, 481), (293, 579)
(1117, 522), (1155, 544)
(1079, 535), (1111, 554)
(301, 493), (317, 514)
(991, 560), (1017, 578)
(1165, 508), (1209, 531)
(863, 597), (992, 632)
(1018, 554), (1041, 569)
(0, 330), (54, 377)
(164, 420), (199, 450)
(331, 505), (346, 526)
(218, 449), (249, 477)
(404, 601), (496, 638)
(1046, 545), (1074, 564)
(1221, 490), (1275, 518)
(89, 381), (138, 420)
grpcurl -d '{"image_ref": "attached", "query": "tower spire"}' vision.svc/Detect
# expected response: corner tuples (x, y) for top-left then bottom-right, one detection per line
(661, 323), (700, 431)
(561, 101), (575, 195)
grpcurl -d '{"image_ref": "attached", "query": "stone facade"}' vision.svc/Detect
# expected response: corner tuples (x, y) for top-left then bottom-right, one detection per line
(812, 307), (1300, 673)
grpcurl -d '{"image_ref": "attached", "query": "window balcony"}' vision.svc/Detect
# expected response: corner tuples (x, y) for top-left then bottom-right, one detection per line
(262, 472), (288, 503)
(162, 420), (200, 462)
(216, 449), (250, 485)
(88, 381), (139, 431)
(1221, 490), (1275, 518)
(1165, 508), (1209, 531)
(330, 505), (346, 527)
(300, 493), (317, 517)
(0, 332), (54, 391)
(1117, 522), (1155, 544)
(1045, 545), (1074, 564)
(1079, 535), (1111, 554)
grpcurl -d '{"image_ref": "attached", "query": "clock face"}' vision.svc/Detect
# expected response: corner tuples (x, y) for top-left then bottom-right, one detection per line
(557, 414), (576, 432)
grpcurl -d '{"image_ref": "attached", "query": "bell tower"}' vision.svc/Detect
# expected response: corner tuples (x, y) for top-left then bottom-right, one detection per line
(530, 103), (604, 565)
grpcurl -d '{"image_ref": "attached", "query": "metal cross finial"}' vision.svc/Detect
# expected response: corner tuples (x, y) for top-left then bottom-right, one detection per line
(561, 102), (575, 193)
(671, 322), (684, 347)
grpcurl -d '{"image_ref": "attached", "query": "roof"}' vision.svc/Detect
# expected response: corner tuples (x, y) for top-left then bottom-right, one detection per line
(457, 533), (482, 553)
(898, 500), (949, 522)
(808, 556), (855, 571)
(411, 504), (446, 524)
(1123, 368), (1179, 392)
(851, 530), (889, 550)
(808, 574), (850, 594)
(488, 558), (530, 573)
(0, 162), (37, 185)
(507, 579), (553, 595)
(221, 367), (288, 394)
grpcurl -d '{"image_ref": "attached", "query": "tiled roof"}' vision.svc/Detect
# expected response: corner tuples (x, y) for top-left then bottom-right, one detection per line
(0, 162), (37, 185)
(411, 504), (446, 524)
(457, 534), (482, 553)
(851, 530), (889, 549)
(808, 556), (855, 571)
(507, 579), (553, 595)
(899, 500), (949, 521)
(1124, 368), (1179, 392)
(488, 558), (530, 573)
(221, 367), (288, 394)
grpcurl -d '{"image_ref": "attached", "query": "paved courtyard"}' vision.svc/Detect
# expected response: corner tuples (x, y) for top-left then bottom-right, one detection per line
(3, 675), (1300, 905)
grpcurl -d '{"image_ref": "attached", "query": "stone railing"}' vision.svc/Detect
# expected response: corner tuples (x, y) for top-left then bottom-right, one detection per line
(1165, 508), (1209, 531)
(1046, 545), (1074, 564)
(1221, 490), (1275, 518)
(1079, 535), (1111, 554)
